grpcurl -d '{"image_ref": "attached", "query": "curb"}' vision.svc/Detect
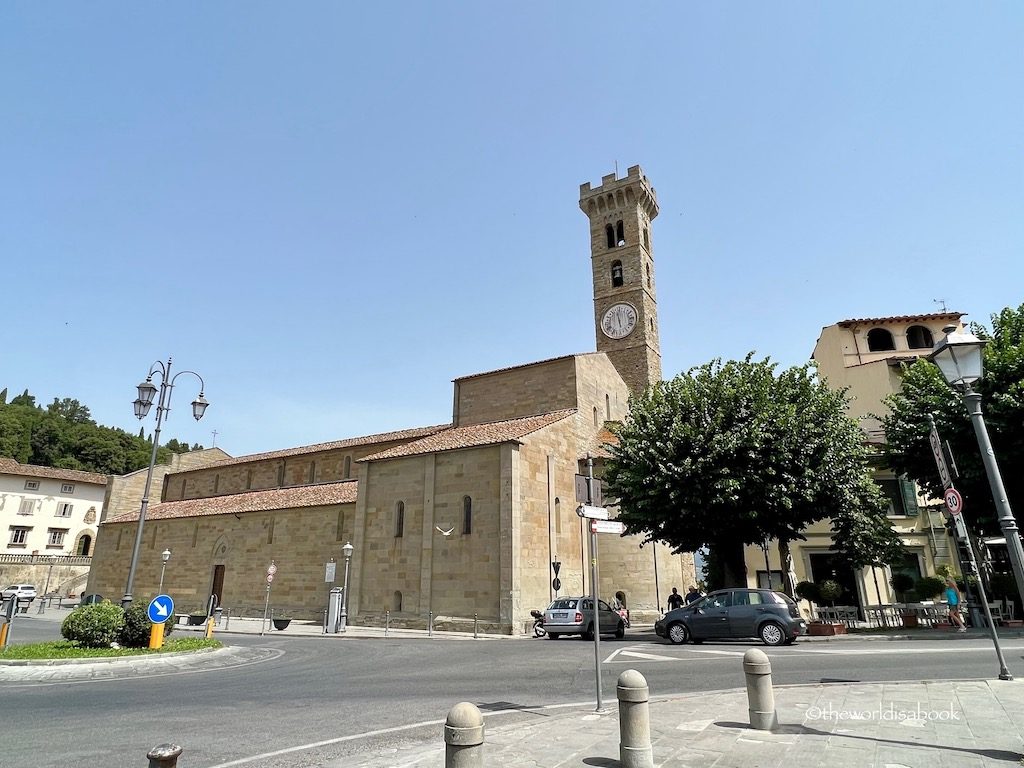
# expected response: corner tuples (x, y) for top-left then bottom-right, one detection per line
(0, 645), (224, 667)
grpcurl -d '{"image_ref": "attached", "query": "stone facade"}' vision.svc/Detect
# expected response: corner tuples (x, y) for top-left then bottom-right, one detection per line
(88, 166), (696, 631)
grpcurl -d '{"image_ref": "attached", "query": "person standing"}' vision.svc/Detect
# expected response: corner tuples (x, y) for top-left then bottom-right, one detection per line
(667, 587), (684, 611)
(945, 578), (967, 632)
(685, 585), (702, 604)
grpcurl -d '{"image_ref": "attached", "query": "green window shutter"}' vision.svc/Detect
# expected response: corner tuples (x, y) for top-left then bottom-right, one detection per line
(899, 477), (920, 516)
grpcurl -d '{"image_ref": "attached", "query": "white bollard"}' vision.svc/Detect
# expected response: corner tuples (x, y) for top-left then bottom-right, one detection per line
(617, 669), (654, 768)
(742, 648), (777, 730)
(444, 701), (484, 768)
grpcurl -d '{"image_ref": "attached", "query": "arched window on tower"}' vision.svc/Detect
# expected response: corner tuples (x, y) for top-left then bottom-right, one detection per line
(646, 263), (652, 289)
(643, 227), (650, 251)
(867, 328), (896, 352)
(906, 325), (934, 349)
(395, 501), (405, 537)
(611, 260), (623, 287)
(462, 496), (472, 535)
(605, 224), (615, 249)
(616, 220), (625, 246)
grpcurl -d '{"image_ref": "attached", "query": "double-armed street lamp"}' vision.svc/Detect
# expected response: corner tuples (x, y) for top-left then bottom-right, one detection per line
(121, 358), (208, 609)
(930, 326), (1024, 614)
(340, 541), (354, 632)
(158, 549), (171, 595)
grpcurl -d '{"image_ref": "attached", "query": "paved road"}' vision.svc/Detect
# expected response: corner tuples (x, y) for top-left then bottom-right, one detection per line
(2, 615), (1023, 767)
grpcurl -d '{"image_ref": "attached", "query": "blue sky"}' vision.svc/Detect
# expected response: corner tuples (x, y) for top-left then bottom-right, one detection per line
(2, 4), (1021, 457)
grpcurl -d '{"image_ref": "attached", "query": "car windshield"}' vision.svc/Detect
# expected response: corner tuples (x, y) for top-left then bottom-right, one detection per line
(548, 599), (578, 610)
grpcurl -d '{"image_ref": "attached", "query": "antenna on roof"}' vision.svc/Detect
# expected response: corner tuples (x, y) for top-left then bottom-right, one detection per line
(933, 298), (948, 312)
(614, 160), (618, 176)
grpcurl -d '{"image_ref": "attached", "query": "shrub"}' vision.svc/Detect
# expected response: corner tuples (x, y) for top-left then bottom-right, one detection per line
(795, 581), (820, 604)
(119, 604), (153, 648)
(914, 576), (946, 600)
(61, 602), (125, 647)
(817, 579), (843, 604)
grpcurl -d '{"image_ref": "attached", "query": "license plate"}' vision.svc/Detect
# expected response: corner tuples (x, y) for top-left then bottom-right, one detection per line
(553, 612), (567, 619)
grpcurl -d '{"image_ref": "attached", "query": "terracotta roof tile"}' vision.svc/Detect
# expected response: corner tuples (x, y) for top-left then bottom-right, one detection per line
(0, 457), (107, 485)
(104, 481), (358, 524)
(587, 426), (619, 459)
(363, 410), (577, 461)
(837, 312), (963, 328)
(193, 425), (451, 470)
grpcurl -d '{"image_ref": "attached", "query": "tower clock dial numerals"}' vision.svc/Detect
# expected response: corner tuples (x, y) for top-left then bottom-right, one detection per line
(601, 303), (638, 340)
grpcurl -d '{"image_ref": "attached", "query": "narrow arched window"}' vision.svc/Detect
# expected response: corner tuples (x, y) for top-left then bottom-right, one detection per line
(867, 328), (896, 352)
(646, 263), (652, 289)
(393, 591), (403, 612)
(643, 227), (650, 251)
(616, 220), (625, 246)
(395, 501), (405, 537)
(462, 496), (472, 535)
(605, 393), (611, 421)
(605, 224), (615, 249)
(906, 325), (934, 349)
(593, 407), (600, 427)
(611, 260), (623, 287)
(344, 456), (351, 479)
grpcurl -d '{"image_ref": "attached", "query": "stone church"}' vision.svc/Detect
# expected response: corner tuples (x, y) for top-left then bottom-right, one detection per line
(88, 166), (696, 632)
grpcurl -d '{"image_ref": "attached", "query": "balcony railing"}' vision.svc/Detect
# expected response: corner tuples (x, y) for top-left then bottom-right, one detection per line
(0, 553), (92, 565)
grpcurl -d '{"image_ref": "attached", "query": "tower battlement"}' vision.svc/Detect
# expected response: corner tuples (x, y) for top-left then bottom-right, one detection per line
(579, 165), (659, 219)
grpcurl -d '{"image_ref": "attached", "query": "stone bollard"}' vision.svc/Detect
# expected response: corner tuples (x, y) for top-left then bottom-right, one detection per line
(444, 701), (484, 768)
(474, 613), (478, 639)
(742, 648), (777, 730)
(617, 669), (654, 768)
(385, 610), (390, 637)
(147, 743), (183, 768)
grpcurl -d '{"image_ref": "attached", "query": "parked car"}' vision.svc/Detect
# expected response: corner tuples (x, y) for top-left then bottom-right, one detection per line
(2, 584), (37, 602)
(543, 596), (625, 640)
(655, 588), (806, 646)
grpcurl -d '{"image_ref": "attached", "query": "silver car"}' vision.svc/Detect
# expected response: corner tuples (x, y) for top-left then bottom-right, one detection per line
(543, 596), (625, 640)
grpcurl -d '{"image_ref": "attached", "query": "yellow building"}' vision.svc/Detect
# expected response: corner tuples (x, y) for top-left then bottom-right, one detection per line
(87, 166), (695, 632)
(744, 313), (963, 615)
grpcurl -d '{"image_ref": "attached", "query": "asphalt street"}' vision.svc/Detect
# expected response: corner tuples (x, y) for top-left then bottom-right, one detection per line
(2, 614), (1023, 767)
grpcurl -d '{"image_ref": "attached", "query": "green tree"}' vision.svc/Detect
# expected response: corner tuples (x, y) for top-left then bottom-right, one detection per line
(604, 356), (903, 587)
(882, 304), (1024, 535)
(46, 397), (93, 424)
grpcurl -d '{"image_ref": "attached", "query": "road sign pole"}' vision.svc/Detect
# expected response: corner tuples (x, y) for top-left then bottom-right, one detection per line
(586, 455), (605, 713)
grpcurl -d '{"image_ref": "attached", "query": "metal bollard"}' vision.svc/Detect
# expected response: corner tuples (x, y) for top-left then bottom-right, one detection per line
(147, 743), (183, 768)
(742, 648), (777, 730)
(617, 669), (654, 768)
(385, 610), (390, 637)
(322, 609), (328, 634)
(428, 611), (433, 636)
(224, 607), (230, 630)
(444, 701), (484, 768)
(474, 613), (478, 639)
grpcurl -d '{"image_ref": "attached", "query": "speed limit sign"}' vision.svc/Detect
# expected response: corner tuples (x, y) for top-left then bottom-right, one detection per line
(944, 487), (964, 516)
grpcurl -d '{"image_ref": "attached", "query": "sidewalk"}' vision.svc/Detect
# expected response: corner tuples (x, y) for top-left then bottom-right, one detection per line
(9, 610), (1024, 766)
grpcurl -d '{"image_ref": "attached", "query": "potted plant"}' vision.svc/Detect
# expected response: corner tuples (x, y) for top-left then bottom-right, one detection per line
(795, 580), (819, 619)
(890, 573), (917, 627)
(272, 615), (292, 631)
(807, 580), (847, 636)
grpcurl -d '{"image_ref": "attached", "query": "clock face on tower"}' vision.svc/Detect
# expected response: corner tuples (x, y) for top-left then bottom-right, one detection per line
(601, 303), (638, 340)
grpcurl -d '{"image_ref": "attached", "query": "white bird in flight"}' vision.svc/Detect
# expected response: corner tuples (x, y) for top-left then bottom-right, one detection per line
(436, 525), (455, 537)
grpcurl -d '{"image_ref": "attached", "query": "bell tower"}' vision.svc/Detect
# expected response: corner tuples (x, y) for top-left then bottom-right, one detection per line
(579, 166), (661, 395)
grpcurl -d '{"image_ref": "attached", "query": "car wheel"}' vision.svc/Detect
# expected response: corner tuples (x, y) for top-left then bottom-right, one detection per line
(783, 637), (796, 645)
(759, 621), (786, 646)
(583, 623), (595, 641)
(546, 632), (560, 640)
(667, 622), (689, 644)
(615, 621), (625, 639)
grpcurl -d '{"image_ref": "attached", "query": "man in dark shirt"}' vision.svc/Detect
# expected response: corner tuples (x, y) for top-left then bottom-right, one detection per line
(666, 587), (684, 611)
(685, 585), (702, 604)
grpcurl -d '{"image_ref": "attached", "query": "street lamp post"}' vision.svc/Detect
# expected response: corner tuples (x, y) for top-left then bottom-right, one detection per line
(930, 326), (1024, 614)
(158, 549), (172, 595)
(340, 541), (354, 632)
(122, 358), (209, 609)
(37, 555), (58, 615)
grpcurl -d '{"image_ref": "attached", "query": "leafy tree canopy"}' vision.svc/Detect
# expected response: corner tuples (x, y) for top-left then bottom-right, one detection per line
(604, 355), (903, 586)
(0, 387), (203, 475)
(882, 304), (1024, 536)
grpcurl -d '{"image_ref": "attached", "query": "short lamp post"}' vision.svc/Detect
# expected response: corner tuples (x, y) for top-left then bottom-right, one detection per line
(930, 326), (1024, 614)
(37, 555), (58, 615)
(340, 541), (354, 632)
(158, 549), (172, 595)
(122, 358), (208, 609)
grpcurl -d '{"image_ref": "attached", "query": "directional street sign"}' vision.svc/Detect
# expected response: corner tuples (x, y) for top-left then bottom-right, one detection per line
(147, 595), (174, 625)
(944, 487), (964, 516)
(576, 505), (609, 520)
(930, 426), (953, 489)
(591, 519), (625, 534)
(575, 475), (603, 506)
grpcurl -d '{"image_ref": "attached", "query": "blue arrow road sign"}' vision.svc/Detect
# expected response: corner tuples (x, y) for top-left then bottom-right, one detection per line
(148, 595), (174, 624)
